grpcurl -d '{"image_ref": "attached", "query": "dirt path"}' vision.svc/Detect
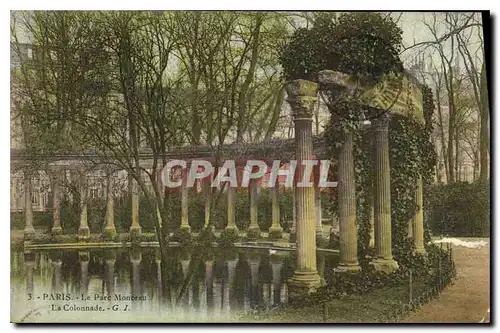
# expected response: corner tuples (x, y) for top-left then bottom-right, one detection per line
(402, 238), (490, 323)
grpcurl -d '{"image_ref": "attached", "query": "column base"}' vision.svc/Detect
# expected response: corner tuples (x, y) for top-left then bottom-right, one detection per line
(414, 247), (426, 255)
(247, 227), (261, 240)
(268, 226), (283, 240)
(220, 225), (240, 241)
(129, 225), (142, 241)
(103, 227), (117, 240)
(225, 224), (238, 232)
(288, 270), (323, 297)
(51, 226), (63, 235)
(370, 258), (399, 274)
(78, 227), (90, 241)
(180, 225), (191, 233)
(335, 262), (362, 274)
(24, 227), (35, 240)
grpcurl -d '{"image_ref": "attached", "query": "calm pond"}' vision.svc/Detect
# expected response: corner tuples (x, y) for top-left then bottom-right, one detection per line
(11, 247), (338, 322)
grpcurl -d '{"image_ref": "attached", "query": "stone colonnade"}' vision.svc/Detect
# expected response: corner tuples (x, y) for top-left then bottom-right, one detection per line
(19, 79), (426, 291)
(284, 78), (426, 292)
(20, 165), (323, 242)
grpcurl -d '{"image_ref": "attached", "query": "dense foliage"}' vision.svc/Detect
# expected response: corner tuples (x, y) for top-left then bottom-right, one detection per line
(427, 181), (490, 237)
(280, 12), (404, 82)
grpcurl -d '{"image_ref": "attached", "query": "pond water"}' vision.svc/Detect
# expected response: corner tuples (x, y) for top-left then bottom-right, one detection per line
(11, 247), (338, 323)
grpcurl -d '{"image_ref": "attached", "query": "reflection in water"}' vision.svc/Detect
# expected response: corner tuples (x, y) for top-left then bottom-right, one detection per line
(11, 248), (338, 322)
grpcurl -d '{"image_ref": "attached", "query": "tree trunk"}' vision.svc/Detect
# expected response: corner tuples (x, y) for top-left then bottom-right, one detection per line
(236, 14), (263, 143)
(479, 64), (490, 182)
(447, 93), (455, 183)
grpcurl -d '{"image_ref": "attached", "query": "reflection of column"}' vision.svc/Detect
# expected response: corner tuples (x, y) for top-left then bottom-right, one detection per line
(180, 258), (191, 318)
(180, 168), (190, 232)
(129, 175), (141, 238)
(271, 261), (283, 305)
(226, 186), (237, 231)
(78, 176), (90, 241)
(227, 259), (238, 287)
(23, 171), (35, 238)
(248, 257), (260, 306)
(192, 273), (201, 311)
(52, 259), (63, 293)
(155, 256), (162, 311)
(248, 183), (260, 238)
(370, 114), (398, 273)
(105, 253), (116, 297)
(181, 259), (190, 278)
(225, 258), (237, 313)
(336, 130), (361, 273)
(286, 79), (322, 292)
(412, 176), (426, 254)
(51, 172), (63, 235)
(269, 184), (282, 238)
(204, 260), (214, 316)
(104, 176), (117, 239)
(291, 189), (297, 234)
(204, 181), (211, 229)
(315, 187), (322, 235)
(79, 252), (89, 297)
(25, 254), (35, 296)
(130, 251), (142, 311)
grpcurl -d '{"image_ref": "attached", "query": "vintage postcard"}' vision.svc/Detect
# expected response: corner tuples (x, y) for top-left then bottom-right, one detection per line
(10, 10), (491, 323)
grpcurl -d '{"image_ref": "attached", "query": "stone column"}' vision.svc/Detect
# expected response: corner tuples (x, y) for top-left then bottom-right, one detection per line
(247, 182), (260, 239)
(286, 79), (322, 293)
(335, 130), (361, 273)
(51, 172), (63, 235)
(129, 175), (141, 238)
(315, 186), (322, 235)
(225, 186), (237, 231)
(369, 201), (375, 248)
(78, 175), (90, 241)
(104, 175), (117, 240)
(180, 170), (190, 232)
(23, 170), (35, 239)
(412, 176), (426, 254)
(269, 183), (282, 239)
(204, 181), (211, 229)
(370, 114), (398, 273)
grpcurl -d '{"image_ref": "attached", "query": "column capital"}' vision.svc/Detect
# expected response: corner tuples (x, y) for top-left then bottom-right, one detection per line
(286, 79), (319, 120)
(372, 112), (391, 130)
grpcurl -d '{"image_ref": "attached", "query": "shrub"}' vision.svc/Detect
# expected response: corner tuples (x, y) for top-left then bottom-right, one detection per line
(170, 228), (193, 246)
(218, 228), (240, 248)
(427, 181), (490, 237)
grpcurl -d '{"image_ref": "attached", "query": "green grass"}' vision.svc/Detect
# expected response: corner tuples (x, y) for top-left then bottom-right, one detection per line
(242, 281), (430, 323)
